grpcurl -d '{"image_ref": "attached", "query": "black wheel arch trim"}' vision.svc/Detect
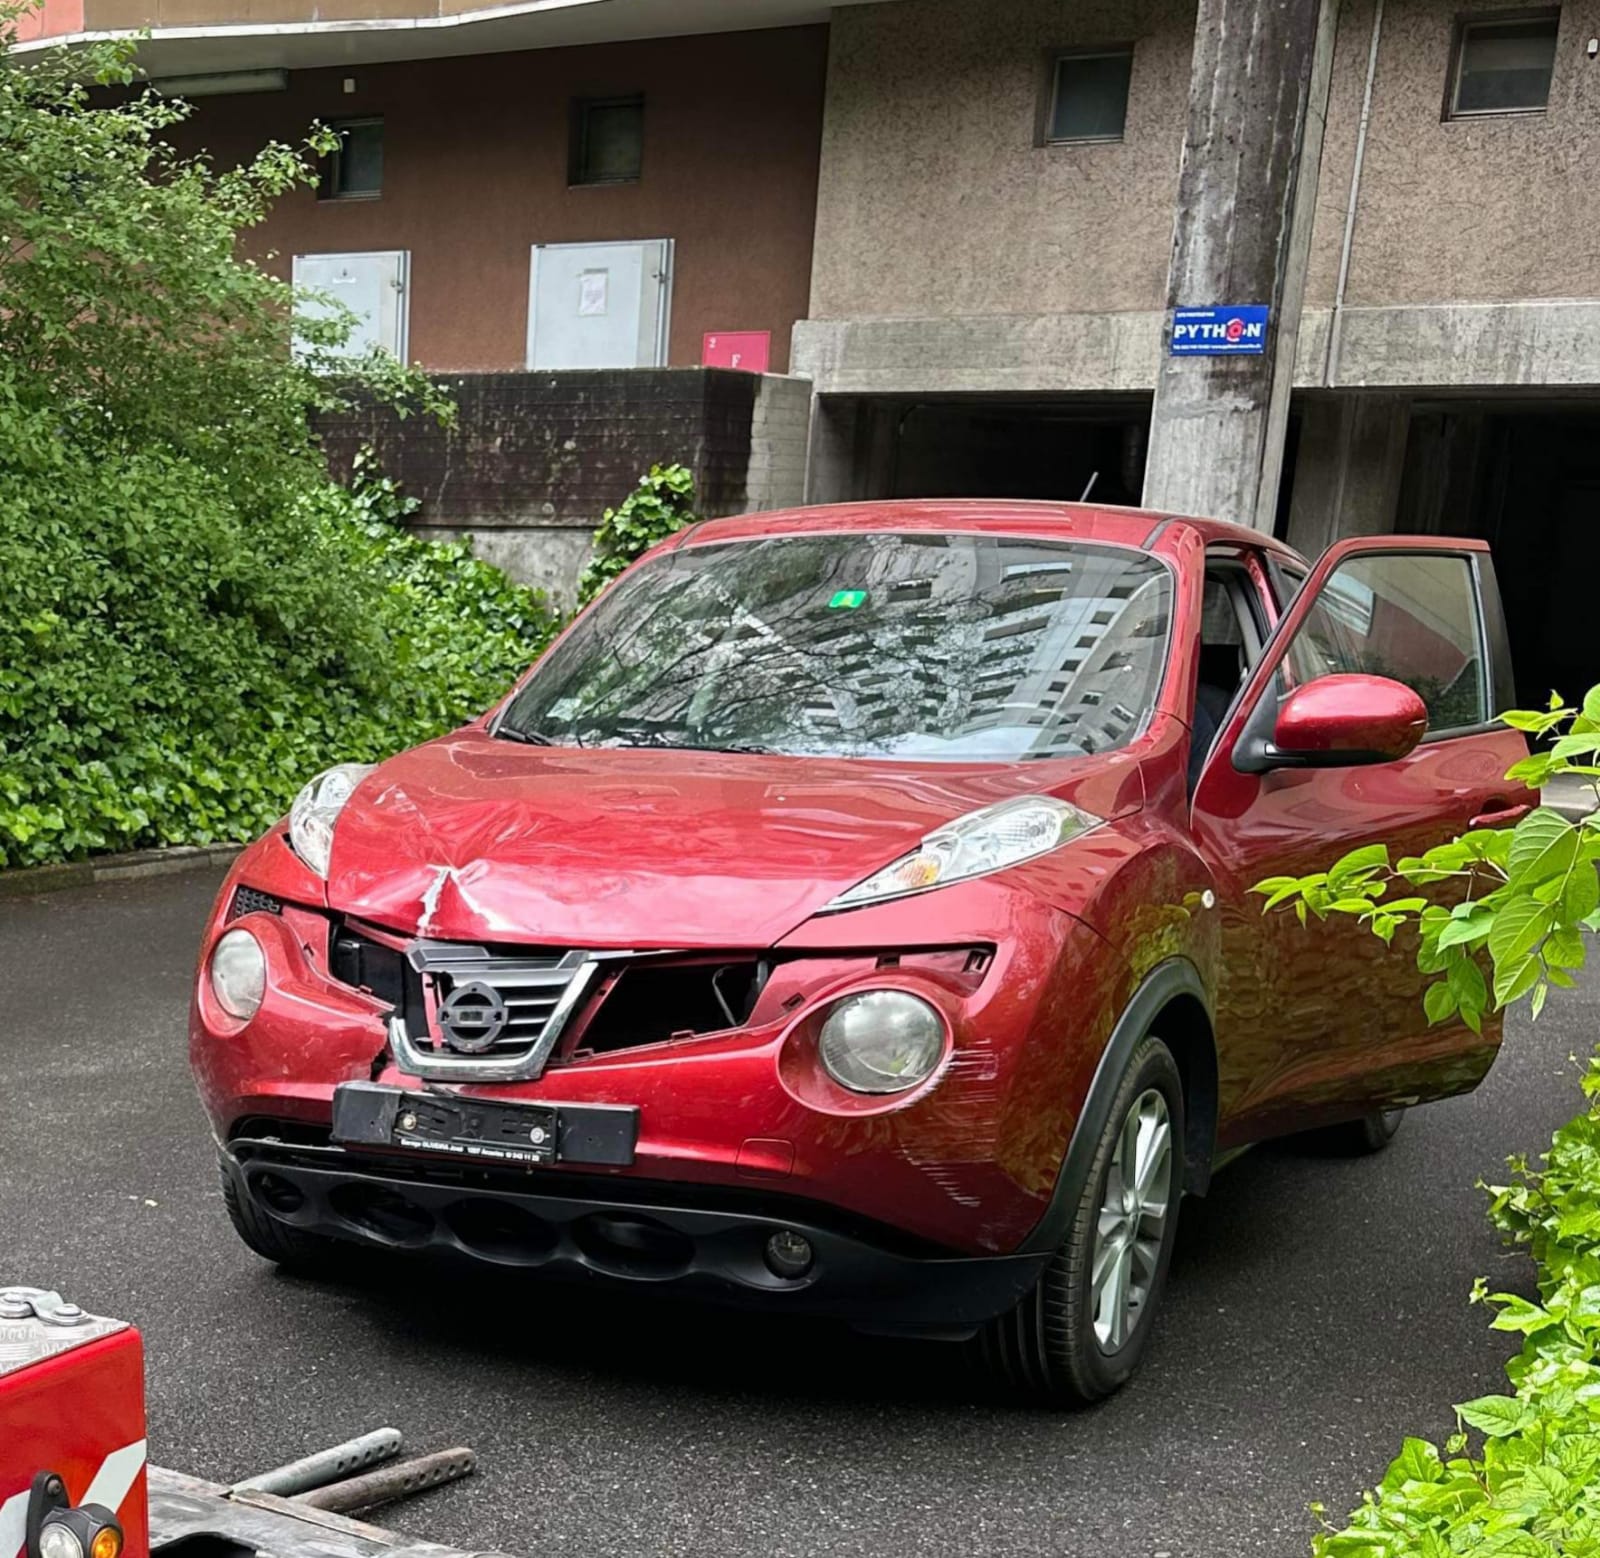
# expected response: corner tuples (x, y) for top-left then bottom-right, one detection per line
(1019, 957), (1216, 1257)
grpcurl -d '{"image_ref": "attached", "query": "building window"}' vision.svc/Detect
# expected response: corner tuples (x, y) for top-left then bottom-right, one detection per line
(1043, 46), (1134, 144)
(1447, 10), (1560, 117)
(319, 117), (383, 200)
(570, 95), (644, 185)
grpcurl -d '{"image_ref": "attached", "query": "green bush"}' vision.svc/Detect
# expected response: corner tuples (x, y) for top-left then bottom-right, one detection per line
(576, 462), (698, 605)
(1310, 1062), (1600, 1557)
(0, 405), (557, 866)
(0, 18), (558, 868)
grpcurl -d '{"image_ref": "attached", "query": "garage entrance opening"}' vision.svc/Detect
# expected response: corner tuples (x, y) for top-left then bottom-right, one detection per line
(1398, 403), (1600, 705)
(808, 394), (1152, 509)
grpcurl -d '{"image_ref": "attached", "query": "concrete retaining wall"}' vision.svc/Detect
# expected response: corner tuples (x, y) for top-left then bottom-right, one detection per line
(321, 368), (813, 605)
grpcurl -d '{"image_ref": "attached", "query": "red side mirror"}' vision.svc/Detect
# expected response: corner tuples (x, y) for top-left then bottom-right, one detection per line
(1268, 673), (1429, 768)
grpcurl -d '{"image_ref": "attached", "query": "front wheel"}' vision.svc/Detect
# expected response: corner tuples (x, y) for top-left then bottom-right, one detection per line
(221, 1160), (346, 1272)
(977, 1036), (1184, 1404)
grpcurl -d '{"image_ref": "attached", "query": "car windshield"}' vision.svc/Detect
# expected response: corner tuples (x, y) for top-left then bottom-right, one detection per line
(498, 531), (1172, 762)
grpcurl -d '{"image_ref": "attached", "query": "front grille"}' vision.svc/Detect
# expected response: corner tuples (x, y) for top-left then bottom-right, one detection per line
(388, 940), (598, 1081)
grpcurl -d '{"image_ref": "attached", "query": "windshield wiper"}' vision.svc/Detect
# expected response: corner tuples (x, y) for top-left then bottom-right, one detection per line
(494, 726), (556, 746)
(704, 742), (781, 755)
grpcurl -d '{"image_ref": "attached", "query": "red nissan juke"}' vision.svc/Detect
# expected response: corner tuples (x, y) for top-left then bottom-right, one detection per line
(190, 500), (1527, 1403)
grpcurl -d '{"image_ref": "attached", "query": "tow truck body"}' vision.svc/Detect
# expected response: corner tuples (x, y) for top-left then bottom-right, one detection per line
(1, 1287), (508, 1558)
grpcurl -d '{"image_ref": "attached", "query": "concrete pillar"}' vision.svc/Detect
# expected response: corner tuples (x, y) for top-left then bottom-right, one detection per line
(1285, 393), (1412, 557)
(1142, 0), (1339, 529)
(745, 374), (812, 511)
(805, 396), (857, 505)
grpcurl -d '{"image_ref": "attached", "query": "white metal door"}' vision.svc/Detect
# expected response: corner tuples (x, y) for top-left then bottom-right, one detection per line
(292, 250), (409, 361)
(526, 239), (672, 369)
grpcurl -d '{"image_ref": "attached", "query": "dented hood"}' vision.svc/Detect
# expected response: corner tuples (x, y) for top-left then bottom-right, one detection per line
(324, 729), (1139, 949)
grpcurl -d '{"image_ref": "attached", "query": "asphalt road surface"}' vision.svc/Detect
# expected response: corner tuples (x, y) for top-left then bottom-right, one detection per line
(3, 866), (1589, 1558)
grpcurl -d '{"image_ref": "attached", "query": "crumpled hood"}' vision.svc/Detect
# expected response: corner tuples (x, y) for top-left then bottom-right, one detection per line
(325, 729), (1139, 948)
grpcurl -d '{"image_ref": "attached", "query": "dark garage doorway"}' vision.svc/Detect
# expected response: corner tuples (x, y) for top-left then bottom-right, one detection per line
(1399, 404), (1600, 705)
(888, 397), (1152, 506)
(810, 394), (1154, 509)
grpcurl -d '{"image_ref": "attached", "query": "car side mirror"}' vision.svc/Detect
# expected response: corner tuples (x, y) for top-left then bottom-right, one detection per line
(1235, 673), (1429, 773)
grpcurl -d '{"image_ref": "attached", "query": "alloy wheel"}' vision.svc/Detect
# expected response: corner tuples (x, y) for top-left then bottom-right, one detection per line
(1090, 1087), (1174, 1352)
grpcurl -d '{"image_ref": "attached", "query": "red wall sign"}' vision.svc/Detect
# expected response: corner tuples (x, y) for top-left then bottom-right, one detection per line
(702, 331), (771, 373)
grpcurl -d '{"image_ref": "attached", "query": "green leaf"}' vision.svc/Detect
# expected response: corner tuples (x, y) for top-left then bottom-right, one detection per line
(1508, 808), (1580, 886)
(1382, 1436), (1445, 1489)
(1487, 1293), (1556, 1333)
(1457, 1394), (1535, 1437)
(1506, 753), (1561, 787)
(1448, 954), (1488, 1016)
(1502, 708), (1565, 733)
(1496, 954), (1545, 1008)
(1439, 910), (1494, 951)
(1425, 980), (1459, 1025)
(1488, 899), (1556, 968)
(1252, 874), (1301, 898)
(1562, 864), (1600, 925)
(1546, 925), (1586, 970)
(1329, 843), (1391, 886)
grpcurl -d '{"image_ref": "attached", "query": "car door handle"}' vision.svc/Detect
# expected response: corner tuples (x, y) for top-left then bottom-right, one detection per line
(1469, 801), (1532, 829)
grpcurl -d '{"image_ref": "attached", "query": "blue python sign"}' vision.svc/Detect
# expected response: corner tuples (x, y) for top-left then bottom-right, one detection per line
(1169, 304), (1270, 356)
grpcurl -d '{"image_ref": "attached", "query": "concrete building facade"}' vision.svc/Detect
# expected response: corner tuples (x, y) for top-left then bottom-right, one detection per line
(18, 0), (1600, 685)
(792, 0), (1600, 697)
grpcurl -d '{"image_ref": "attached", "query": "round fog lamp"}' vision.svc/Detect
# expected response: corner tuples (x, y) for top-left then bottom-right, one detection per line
(38, 1526), (84, 1558)
(818, 990), (945, 1095)
(764, 1229), (814, 1280)
(210, 926), (266, 1021)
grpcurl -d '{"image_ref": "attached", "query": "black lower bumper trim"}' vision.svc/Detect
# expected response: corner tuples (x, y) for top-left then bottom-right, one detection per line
(221, 1147), (1045, 1327)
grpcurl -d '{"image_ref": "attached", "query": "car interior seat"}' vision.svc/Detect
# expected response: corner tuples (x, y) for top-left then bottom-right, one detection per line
(1189, 584), (1250, 792)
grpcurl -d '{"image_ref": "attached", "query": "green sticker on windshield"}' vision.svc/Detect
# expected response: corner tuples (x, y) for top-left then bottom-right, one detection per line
(829, 589), (868, 609)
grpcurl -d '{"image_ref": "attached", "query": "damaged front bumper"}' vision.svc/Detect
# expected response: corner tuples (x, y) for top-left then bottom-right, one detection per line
(192, 831), (1127, 1262)
(219, 1134), (1048, 1330)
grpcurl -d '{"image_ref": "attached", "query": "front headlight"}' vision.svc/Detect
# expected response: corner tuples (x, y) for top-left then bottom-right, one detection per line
(288, 763), (375, 878)
(818, 990), (945, 1094)
(210, 927), (266, 1021)
(824, 795), (1100, 911)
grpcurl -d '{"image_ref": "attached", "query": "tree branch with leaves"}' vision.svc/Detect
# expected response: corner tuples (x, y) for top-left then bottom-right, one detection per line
(1255, 690), (1600, 1030)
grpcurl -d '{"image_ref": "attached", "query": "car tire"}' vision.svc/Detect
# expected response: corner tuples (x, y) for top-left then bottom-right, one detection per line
(976, 1035), (1185, 1405)
(1330, 1106), (1406, 1155)
(220, 1161), (344, 1271)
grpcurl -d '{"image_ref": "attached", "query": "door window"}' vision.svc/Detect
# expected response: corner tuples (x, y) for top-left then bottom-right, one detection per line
(1284, 552), (1487, 734)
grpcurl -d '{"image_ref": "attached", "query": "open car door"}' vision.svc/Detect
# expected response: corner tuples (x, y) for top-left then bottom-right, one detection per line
(1190, 535), (1530, 1149)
